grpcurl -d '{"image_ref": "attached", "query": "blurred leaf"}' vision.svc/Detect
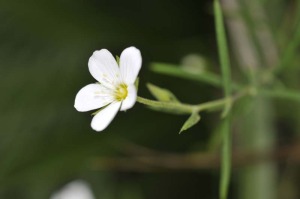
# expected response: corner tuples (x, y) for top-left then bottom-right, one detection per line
(260, 88), (300, 102)
(116, 55), (120, 65)
(136, 97), (193, 115)
(147, 106), (191, 115)
(135, 77), (140, 90)
(179, 112), (201, 134)
(147, 83), (180, 102)
(151, 62), (222, 87)
(151, 63), (241, 90)
(181, 54), (207, 73)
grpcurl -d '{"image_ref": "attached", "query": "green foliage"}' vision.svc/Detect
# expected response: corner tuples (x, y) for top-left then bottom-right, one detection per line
(151, 62), (222, 88)
(1, 0), (300, 199)
(260, 88), (300, 102)
(147, 83), (180, 102)
(135, 77), (140, 90)
(151, 63), (242, 90)
(179, 112), (201, 134)
(116, 55), (120, 65)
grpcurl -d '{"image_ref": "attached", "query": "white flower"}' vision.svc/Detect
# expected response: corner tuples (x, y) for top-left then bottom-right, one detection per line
(74, 47), (142, 131)
(50, 180), (95, 199)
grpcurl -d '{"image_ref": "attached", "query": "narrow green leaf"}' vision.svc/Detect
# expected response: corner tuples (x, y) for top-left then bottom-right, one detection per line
(116, 55), (120, 65)
(214, 0), (232, 117)
(151, 62), (223, 88)
(151, 63), (241, 90)
(260, 88), (300, 102)
(147, 106), (192, 115)
(134, 77), (139, 90)
(179, 112), (201, 134)
(147, 83), (180, 102)
(136, 97), (193, 115)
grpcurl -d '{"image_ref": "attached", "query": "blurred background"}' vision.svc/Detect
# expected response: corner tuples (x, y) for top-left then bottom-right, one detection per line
(0, 0), (300, 198)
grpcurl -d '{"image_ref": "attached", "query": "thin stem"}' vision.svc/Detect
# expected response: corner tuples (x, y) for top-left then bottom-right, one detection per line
(137, 87), (250, 115)
(259, 88), (300, 102)
(136, 97), (194, 114)
(214, 0), (232, 93)
(220, 117), (231, 199)
(214, 1), (233, 199)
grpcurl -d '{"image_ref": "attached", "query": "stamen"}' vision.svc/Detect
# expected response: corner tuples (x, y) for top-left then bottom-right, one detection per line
(114, 84), (128, 101)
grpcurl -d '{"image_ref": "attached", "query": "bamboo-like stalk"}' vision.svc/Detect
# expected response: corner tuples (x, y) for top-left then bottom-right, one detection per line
(237, 97), (277, 199)
(221, 0), (278, 199)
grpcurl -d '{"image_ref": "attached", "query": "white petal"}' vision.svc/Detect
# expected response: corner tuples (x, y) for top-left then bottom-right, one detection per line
(120, 84), (137, 111)
(88, 49), (121, 88)
(50, 180), (95, 199)
(120, 46), (142, 85)
(74, 83), (114, 112)
(91, 101), (121, 131)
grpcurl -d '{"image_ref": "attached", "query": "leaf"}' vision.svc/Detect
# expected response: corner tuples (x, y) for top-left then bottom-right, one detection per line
(151, 63), (241, 90)
(260, 88), (300, 102)
(136, 97), (193, 115)
(147, 106), (190, 115)
(134, 77), (139, 90)
(116, 55), (120, 65)
(151, 63), (223, 88)
(179, 112), (201, 134)
(147, 83), (180, 103)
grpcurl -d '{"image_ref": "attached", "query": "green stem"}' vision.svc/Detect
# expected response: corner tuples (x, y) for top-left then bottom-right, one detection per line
(136, 97), (194, 114)
(214, 0), (233, 198)
(220, 117), (231, 199)
(137, 87), (250, 114)
(259, 88), (300, 102)
(214, 0), (231, 93)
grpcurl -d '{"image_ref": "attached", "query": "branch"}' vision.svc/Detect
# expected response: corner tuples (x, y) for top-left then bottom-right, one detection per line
(89, 142), (300, 172)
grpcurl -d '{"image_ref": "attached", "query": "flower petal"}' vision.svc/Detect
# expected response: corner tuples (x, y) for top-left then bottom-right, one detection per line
(50, 180), (95, 199)
(120, 47), (142, 85)
(74, 83), (114, 112)
(120, 84), (137, 111)
(88, 49), (121, 88)
(91, 101), (121, 131)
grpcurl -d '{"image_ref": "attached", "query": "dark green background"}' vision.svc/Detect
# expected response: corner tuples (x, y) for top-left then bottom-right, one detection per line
(2, 0), (299, 198)
(0, 0), (220, 198)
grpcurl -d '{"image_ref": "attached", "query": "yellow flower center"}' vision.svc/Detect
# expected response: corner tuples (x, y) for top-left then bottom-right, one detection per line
(114, 84), (128, 101)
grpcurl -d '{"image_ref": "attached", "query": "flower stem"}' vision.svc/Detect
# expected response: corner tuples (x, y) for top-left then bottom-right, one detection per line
(136, 96), (194, 114)
(137, 87), (251, 115)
